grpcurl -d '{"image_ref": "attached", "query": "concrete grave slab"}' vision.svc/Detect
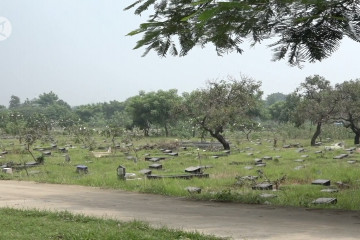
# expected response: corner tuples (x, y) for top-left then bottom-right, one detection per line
(312, 198), (337, 204)
(312, 179), (331, 186)
(185, 166), (202, 174)
(139, 169), (152, 175)
(149, 164), (162, 169)
(333, 154), (348, 159)
(252, 183), (273, 190)
(185, 186), (201, 194)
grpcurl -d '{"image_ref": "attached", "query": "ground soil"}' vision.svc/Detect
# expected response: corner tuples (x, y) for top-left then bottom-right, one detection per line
(0, 180), (359, 240)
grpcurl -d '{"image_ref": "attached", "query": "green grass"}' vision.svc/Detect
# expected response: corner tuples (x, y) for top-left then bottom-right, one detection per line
(1, 135), (360, 210)
(0, 208), (223, 240)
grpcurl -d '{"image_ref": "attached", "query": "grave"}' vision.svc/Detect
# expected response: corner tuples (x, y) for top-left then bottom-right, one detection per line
(297, 148), (305, 153)
(252, 183), (273, 190)
(125, 173), (137, 179)
(315, 150), (323, 154)
(283, 145), (291, 148)
(223, 150), (231, 154)
(247, 153), (254, 156)
(185, 166), (202, 174)
(345, 147), (356, 152)
(149, 163), (162, 169)
(312, 179), (331, 186)
(185, 186), (201, 194)
(239, 176), (258, 181)
(294, 159), (304, 162)
(145, 157), (166, 162)
(2, 168), (12, 174)
(244, 166), (253, 170)
(254, 158), (262, 164)
(1, 151), (8, 155)
(333, 154), (348, 159)
(262, 156), (272, 160)
(139, 169), (152, 175)
(321, 188), (338, 193)
(163, 149), (172, 153)
(300, 155), (309, 158)
(42, 151), (51, 156)
(117, 165), (126, 179)
(347, 160), (356, 164)
(167, 152), (179, 156)
(259, 193), (277, 198)
(147, 173), (209, 180)
(312, 198), (337, 204)
(58, 147), (67, 153)
(336, 181), (350, 189)
(256, 163), (266, 167)
(76, 165), (88, 174)
(25, 161), (40, 167)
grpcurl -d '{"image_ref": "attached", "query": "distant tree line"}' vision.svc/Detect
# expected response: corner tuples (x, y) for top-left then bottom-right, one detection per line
(1, 75), (360, 149)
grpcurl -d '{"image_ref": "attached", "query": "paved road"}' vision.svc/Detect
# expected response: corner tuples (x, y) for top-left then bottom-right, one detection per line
(0, 180), (359, 240)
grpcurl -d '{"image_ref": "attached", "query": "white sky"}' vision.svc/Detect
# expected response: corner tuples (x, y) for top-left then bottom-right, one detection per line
(1, 0), (360, 107)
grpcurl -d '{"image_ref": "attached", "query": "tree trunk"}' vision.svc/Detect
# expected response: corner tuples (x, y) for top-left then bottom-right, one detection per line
(164, 123), (168, 137)
(210, 132), (230, 150)
(355, 133), (360, 145)
(311, 122), (322, 146)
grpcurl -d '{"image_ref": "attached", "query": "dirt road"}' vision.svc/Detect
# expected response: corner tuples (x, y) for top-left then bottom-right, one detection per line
(0, 180), (359, 240)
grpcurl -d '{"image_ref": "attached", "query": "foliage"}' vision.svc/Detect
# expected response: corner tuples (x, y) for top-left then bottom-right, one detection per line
(182, 76), (262, 149)
(125, 0), (360, 66)
(335, 79), (360, 144)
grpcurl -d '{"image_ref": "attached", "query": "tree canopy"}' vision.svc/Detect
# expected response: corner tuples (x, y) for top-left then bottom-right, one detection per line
(126, 0), (360, 66)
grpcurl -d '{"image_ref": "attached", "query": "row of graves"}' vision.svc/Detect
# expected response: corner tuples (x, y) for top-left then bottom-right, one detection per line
(1, 138), (358, 206)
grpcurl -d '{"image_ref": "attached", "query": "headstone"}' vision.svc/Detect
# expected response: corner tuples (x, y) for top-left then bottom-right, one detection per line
(283, 145), (291, 148)
(26, 161), (39, 166)
(163, 149), (172, 153)
(315, 150), (323, 154)
(254, 158), (262, 164)
(2, 168), (12, 174)
(139, 169), (152, 175)
(117, 165), (126, 179)
(149, 163), (162, 169)
(312, 179), (331, 186)
(244, 166), (253, 170)
(168, 152), (179, 156)
(185, 186), (201, 194)
(312, 198), (337, 204)
(333, 154), (348, 159)
(262, 156), (272, 160)
(347, 160), (356, 164)
(58, 147), (67, 153)
(76, 165), (88, 174)
(185, 166), (202, 174)
(297, 148), (305, 153)
(252, 183), (273, 190)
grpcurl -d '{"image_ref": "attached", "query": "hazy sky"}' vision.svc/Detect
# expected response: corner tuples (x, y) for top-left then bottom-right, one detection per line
(1, 0), (360, 107)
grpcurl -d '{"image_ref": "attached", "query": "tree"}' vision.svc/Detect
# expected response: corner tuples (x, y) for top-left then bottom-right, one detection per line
(266, 93), (287, 106)
(126, 0), (360, 66)
(295, 75), (338, 146)
(335, 79), (360, 144)
(182, 76), (262, 150)
(126, 89), (181, 136)
(9, 95), (20, 109)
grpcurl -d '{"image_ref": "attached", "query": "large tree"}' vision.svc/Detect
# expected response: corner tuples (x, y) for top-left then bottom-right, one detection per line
(126, 0), (360, 66)
(182, 76), (262, 150)
(335, 79), (360, 144)
(295, 75), (338, 146)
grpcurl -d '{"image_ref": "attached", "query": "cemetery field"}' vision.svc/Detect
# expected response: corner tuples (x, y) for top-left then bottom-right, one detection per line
(1, 136), (360, 210)
(0, 208), (221, 240)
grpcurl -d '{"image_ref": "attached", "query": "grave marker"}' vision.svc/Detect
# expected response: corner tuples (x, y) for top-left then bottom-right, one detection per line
(312, 198), (337, 204)
(312, 179), (330, 186)
(252, 183), (273, 190)
(76, 165), (88, 174)
(149, 163), (162, 169)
